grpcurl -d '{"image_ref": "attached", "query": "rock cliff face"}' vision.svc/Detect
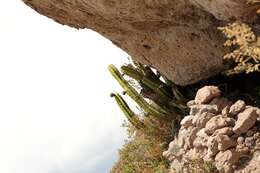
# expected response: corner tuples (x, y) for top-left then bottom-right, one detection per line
(164, 86), (260, 173)
(21, 0), (259, 85)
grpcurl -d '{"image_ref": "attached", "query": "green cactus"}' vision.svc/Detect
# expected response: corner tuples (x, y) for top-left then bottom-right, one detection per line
(108, 64), (170, 117)
(121, 64), (188, 116)
(110, 93), (146, 130)
(121, 65), (172, 103)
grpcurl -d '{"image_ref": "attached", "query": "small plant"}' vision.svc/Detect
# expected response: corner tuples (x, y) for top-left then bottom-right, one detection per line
(110, 123), (170, 173)
(219, 22), (260, 75)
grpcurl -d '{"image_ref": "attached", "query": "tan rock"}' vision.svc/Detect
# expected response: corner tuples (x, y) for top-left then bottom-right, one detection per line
(190, 0), (258, 21)
(205, 115), (235, 135)
(215, 149), (241, 172)
(21, 0), (231, 86)
(222, 106), (230, 117)
(237, 137), (244, 145)
(213, 127), (233, 136)
(195, 86), (221, 104)
(189, 104), (219, 115)
(217, 135), (237, 151)
(192, 112), (215, 128)
(194, 128), (209, 148)
(210, 97), (232, 111)
(180, 115), (194, 128)
(186, 100), (196, 107)
(229, 100), (246, 116)
(244, 137), (255, 148)
(233, 108), (258, 135)
(183, 127), (199, 150)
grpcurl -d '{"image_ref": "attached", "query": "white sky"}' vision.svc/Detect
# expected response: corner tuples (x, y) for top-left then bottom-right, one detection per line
(0, 1), (129, 173)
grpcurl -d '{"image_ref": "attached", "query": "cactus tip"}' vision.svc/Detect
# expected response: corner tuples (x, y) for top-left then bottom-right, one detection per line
(110, 93), (116, 97)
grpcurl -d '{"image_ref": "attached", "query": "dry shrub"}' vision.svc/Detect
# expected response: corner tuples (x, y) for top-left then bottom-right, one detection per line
(110, 122), (170, 173)
(219, 22), (260, 75)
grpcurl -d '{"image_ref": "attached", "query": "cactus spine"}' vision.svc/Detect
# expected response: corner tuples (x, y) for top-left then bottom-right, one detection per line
(111, 93), (146, 129)
(108, 64), (170, 117)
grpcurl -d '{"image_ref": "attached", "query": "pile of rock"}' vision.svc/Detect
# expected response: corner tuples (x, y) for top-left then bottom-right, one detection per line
(163, 86), (260, 173)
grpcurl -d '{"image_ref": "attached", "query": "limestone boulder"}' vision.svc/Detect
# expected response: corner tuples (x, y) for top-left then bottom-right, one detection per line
(21, 0), (259, 85)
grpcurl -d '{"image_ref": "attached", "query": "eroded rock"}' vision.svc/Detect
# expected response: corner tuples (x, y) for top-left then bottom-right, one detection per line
(205, 115), (235, 135)
(180, 115), (194, 128)
(164, 86), (260, 173)
(233, 108), (258, 135)
(195, 86), (221, 104)
(215, 149), (240, 173)
(229, 100), (246, 116)
(217, 135), (237, 151)
(192, 112), (215, 128)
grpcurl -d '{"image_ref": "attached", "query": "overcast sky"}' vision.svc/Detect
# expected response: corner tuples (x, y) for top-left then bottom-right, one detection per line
(0, 1), (128, 173)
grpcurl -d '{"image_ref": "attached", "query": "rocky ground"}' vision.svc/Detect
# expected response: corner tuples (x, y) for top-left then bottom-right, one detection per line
(163, 86), (260, 173)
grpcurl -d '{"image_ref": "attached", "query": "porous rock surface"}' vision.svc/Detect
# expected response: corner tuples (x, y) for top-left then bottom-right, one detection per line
(21, 0), (259, 85)
(163, 86), (260, 173)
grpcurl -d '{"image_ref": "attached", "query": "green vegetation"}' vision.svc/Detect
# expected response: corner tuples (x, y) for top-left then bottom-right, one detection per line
(109, 62), (189, 173)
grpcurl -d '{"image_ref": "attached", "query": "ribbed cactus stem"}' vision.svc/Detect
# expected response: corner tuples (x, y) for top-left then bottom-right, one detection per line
(133, 62), (158, 80)
(121, 65), (172, 103)
(111, 93), (145, 129)
(108, 64), (169, 117)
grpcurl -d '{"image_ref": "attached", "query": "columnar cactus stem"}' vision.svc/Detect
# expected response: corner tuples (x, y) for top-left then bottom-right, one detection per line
(108, 64), (170, 117)
(121, 65), (172, 103)
(110, 93), (146, 130)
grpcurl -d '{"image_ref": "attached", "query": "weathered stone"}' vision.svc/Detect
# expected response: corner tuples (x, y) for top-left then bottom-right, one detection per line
(192, 112), (215, 128)
(235, 150), (260, 173)
(187, 100), (196, 107)
(210, 97), (232, 111)
(180, 115), (194, 128)
(217, 135), (237, 151)
(190, 104), (219, 116)
(247, 130), (255, 137)
(233, 108), (258, 135)
(193, 128), (209, 148)
(21, 0), (233, 86)
(205, 115), (235, 135)
(190, 0), (258, 21)
(206, 136), (219, 159)
(215, 149), (241, 172)
(213, 127), (233, 136)
(222, 106), (230, 117)
(236, 145), (250, 155)
(195, 86), (221, 104)
(229, 100), (246, 116)
(237, 137), (245, 145)
(245, 137), (255, 148)
(183, 127), (199, 150)
(164, 95), (260, 173)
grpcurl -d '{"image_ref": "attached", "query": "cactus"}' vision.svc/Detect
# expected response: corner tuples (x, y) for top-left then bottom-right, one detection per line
(108, 64), (170, 117)
(121, 64), (188, 116)
(121, 65), (172, 103)
(111, 93), (146, 130)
